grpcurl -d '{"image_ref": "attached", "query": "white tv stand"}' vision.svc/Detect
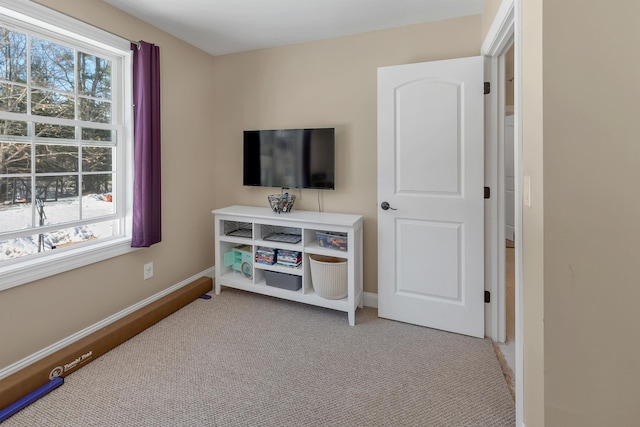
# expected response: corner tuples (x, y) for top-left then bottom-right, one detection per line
(213, 205), (363, 325)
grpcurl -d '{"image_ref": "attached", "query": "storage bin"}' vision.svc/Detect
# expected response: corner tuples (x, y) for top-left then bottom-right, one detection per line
(316, 231), (347, 251)
(265, 270), (302, 291)
(261, 224), (302, 243)
(224, 221), (252, 238)
(309, 255), (347, 299)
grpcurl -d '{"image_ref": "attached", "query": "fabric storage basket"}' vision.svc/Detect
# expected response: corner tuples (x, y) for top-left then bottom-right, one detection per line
(309, 255), (347, 299)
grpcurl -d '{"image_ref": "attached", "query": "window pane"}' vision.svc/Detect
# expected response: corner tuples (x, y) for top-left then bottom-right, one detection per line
(33, 177), (59, 202)
(36, 175), (78, 225)
(0, 83), (27, 113)
(5, 177), (31, 202)
(79, 97), (111, 123)
(0, 28), (27, 83)
(35, 123), (75, 139)
(31, 89), (74, 119)
(0, 119), (28, 136)
(47, 222), (114, 248)
(30, 37), (74, 92)
(0, 220), (116, 261)
(0, 142), (30, 174)
(82, 127), (112, 142)
(78, 52), (111, 99)
(82, 146), (112, 172)
(35, 144), (78, 173)
(0, 233), (40, 259)
(83, 173), (113, 218)
(0, 177), (32, 231)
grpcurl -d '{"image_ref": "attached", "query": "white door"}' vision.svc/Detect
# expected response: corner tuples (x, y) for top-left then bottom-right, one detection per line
(377, 56), (485, 338)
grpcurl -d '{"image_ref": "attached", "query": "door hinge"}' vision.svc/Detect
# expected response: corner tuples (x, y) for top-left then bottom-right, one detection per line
(485, 291), (491, 303)
(484, 81), (490, 95)
(484, 186), (490, 199)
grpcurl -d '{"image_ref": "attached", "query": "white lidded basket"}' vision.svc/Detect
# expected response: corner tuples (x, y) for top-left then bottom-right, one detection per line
(309, 255), (347, 299)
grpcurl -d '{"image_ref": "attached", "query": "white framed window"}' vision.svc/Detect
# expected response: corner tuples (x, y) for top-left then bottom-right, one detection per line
(0, 0), (134, 290)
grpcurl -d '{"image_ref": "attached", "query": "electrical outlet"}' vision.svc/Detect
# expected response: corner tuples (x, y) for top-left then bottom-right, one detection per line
(143, 262), (154, 280)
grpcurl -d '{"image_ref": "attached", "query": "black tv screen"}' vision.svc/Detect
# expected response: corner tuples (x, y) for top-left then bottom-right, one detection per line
(243, 128), (335, 190)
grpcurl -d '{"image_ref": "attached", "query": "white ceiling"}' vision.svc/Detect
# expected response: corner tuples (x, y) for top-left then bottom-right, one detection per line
(101, 0), (485, 56)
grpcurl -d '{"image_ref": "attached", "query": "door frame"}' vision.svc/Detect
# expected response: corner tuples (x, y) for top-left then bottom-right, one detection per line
(481, 0), (522, 425)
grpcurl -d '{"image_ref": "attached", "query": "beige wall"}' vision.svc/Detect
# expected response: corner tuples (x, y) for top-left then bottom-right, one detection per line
(0, 3), (482, 372)
(209, 16), (482, 294)
(482, 0), (504, 40)
(7, 1), (638, 423)
(521, 0), (545, 425)
(542, 0), (640, 425)
(0, 0), (217, 369)
(506, 44), (514, 107)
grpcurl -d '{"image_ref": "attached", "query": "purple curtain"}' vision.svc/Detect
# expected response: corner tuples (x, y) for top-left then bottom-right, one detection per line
(131, 41), (161, 247)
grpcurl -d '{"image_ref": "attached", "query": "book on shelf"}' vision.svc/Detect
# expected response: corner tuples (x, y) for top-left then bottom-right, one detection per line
(276, 260), (302, 268)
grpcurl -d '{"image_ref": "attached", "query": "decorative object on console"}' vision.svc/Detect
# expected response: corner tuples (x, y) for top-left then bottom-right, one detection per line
(268, 193), (295, 213)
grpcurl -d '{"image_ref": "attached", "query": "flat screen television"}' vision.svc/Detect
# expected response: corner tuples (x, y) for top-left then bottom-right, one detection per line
(243, 128), (335, 190)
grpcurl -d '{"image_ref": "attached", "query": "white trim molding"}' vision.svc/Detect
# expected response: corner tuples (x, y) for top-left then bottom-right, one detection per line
(363, 292), (378, 309)
(482, 0), (522, 426)
(0, 0), (129, 52)
(0, 0), (135, 291)
(0, 239), (136, 291)
(481, 0), (515, 57)
(0, 267), (215, 380)
(0, 265), (376, 381)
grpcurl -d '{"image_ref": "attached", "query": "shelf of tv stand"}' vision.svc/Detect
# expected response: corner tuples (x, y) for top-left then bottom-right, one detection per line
(213, 205), (364, 325)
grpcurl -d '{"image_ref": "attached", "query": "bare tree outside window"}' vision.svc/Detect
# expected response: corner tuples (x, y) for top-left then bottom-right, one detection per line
(0, 25), (120, 260)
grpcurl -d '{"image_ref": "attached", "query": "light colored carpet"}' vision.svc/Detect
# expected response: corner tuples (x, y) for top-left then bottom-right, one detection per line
(4, 289), (515, 426)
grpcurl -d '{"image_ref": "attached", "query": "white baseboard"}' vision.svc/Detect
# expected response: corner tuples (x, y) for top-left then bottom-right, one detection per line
(202, 266), (215, 279)
(363, 291), (378, 308)
(2, 267), (372, 381)
(0, 267), (216, 381)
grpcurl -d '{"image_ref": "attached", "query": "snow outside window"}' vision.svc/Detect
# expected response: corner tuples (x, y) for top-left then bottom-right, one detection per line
(0, 0), (134, 290)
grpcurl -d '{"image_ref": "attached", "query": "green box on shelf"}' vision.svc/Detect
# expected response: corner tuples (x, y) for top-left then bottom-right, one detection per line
(223, 245), (253, 279)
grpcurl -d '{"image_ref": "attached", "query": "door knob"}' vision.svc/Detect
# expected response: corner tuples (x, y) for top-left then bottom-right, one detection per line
(381, 201), (397, 211)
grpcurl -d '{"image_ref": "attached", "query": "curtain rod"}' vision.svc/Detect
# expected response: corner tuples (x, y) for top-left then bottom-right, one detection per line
(94, 25), (141, 49)
(19, 0), (145, 49)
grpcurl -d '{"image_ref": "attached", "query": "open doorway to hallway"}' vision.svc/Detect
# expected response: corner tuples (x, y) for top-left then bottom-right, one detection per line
(495, 42), (515, 395)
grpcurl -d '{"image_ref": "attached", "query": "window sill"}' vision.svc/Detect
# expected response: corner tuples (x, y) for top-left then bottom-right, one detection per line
(0, 237), (135, 292)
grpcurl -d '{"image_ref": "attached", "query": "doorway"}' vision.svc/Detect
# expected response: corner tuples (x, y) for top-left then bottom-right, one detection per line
(496, 44), (516, 374)
(481, 0), (520, 423)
